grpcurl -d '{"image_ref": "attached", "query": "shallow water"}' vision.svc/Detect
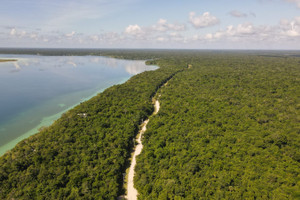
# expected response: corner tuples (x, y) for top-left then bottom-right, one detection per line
(0, 55), (157, 155)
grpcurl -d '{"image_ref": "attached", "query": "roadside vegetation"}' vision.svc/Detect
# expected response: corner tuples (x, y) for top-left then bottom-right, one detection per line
(0, 50), (299, 199)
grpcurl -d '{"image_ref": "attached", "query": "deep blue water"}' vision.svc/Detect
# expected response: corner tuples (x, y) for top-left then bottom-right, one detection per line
(0, 55), (157, 155)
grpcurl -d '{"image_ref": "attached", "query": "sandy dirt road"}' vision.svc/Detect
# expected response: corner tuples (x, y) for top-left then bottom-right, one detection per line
(126, 99), (160, 200)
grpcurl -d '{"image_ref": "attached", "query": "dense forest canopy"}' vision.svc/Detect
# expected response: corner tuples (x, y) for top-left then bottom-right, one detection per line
(0, 50), (299, 199)
(135, 54), (300, 199)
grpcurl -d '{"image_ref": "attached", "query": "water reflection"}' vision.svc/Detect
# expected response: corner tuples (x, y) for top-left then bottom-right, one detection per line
(90, 57), (101, 63)
(10, 62), (21, 73)
(67, 61), (77, 67)
(2, 56), (156, 75)
(14, 62), (21, 70)
(125, 61), (152, 75)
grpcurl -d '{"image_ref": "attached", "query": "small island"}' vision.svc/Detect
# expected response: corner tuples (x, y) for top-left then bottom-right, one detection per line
(0, 59), (17, 62)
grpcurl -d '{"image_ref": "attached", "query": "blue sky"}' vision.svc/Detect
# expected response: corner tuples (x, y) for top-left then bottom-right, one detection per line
(1, 0), (300, 49)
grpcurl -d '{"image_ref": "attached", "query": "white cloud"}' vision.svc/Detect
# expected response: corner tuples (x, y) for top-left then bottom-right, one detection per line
(152, 19), (186, 32)
(235, 23), (255, 34)
(90, 35), (99, 41)
(10, 28), (16, 36)
(285, 29), (300, 36)
(189, 12), (220, 29)
(3, 15), (300, 49)
(156, 37), (166, 42)
(9, 28), (26, 38)
(213, 23), (267, 40)
(280, 17), (300, 37)
(125, 19), (185, 39)
(123, 19), (186, 43)
(168, 32), (185, 42)
(229, 10), (248, 18)
(204, 33), (213, 40)
(192, 17), (300, 44)
(30, 34), (38, 40)
(125, 24), (143, 35)
(284, 0), (300, 8)
(20, 31), (27, 37)
(65, 31), (75, 37)
(99, 32), (122, 43)
(295, 16), (300, 23)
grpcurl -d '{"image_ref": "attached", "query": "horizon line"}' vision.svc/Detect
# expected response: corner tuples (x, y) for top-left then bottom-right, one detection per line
(1, 47), (300, 51)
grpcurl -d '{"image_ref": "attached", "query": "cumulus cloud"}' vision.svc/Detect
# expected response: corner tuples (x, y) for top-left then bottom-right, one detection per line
(125, 19), (185, 37)
(280, 17), (300, 36)
(7, 27), (83, 45)
(189, 12), (220, 29)
(229, 10), (248, 18)
(125, 24), (143, 35)
(10, 28), (16, 36)
(30, 34), (38, 40)
(152, 19), (186, 32)
(168, 32), (185, 42)
(99, 32), (122, 43)
(123, 19), (186, 43)
(235, 23), (256, 34)
(9, 28), (26, 38)
(284, 0), (300, 8)
(210, 23), (269, 40)
(156, 37), (166, 42)
(90, 35), (99, 41)
(4, 15), (300, 48)
(192, 17), (300, 44)
(65, 31), (75, 37)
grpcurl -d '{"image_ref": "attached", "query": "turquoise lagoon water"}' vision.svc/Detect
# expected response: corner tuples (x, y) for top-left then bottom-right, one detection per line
(0, 55), (157, 155)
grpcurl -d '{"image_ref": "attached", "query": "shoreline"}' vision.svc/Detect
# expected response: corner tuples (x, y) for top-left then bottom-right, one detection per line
(0, 76), (133, 156)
